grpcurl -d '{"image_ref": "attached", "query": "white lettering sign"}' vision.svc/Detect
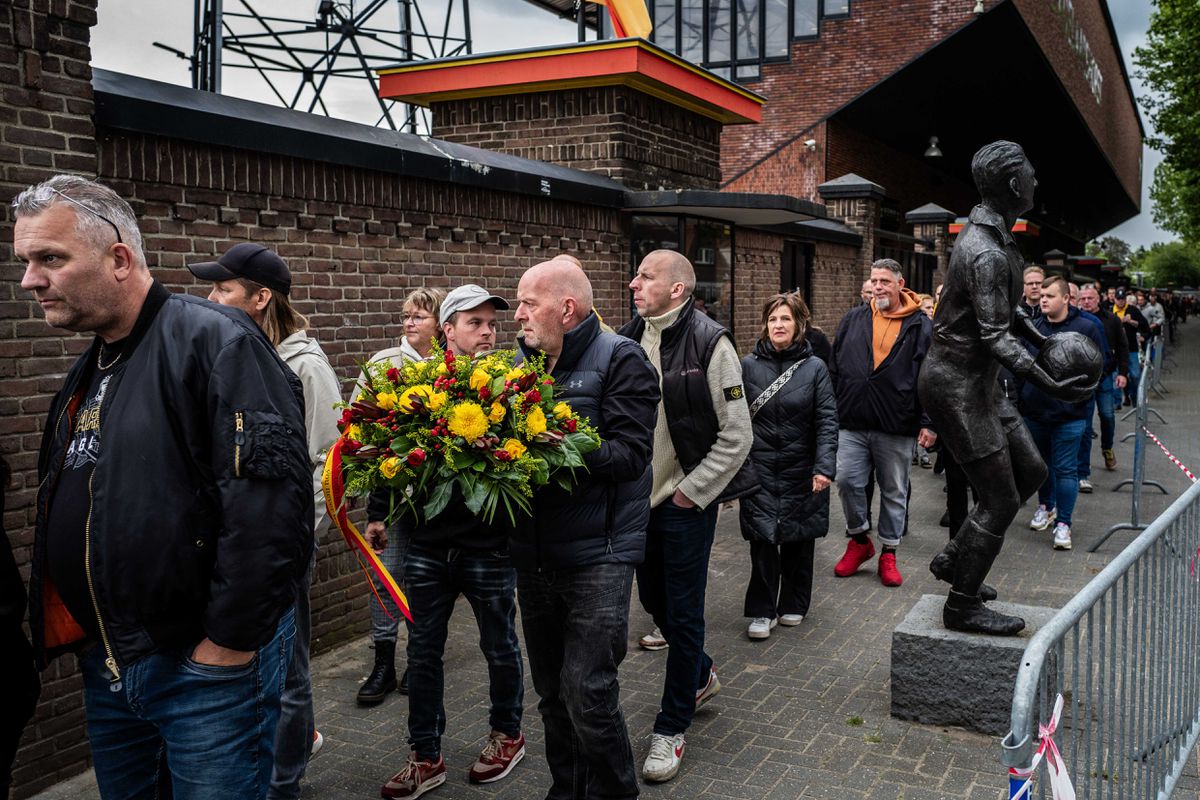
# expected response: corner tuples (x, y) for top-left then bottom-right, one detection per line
(1052, 0), (1103, 105)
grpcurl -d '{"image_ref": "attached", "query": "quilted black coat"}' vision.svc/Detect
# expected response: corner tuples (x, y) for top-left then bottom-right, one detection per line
(738, 335), (839, 545)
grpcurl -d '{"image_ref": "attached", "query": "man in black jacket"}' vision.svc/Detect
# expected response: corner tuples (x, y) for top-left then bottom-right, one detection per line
(1112, 288), (1150, 406)
(513, 258), (660, 800)
(830, 259), (936, 589)
(17, 175), (312, 799)
(1078, 285), (1128, 471)
(371, 284), (527, 800)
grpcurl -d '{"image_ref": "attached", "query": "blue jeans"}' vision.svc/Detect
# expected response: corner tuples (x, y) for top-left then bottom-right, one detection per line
(371, 521), (410, 643)
(82, 608), (295, 800)
(403, 542), (522, 760)
(1025, 417), (1087, 527)
(518, 563), (638, 800)
(637, 500), (718, 736)
(835, 429), (914, 547)
(1077, 375), (1116, 479)
(270, 554), (314, 799)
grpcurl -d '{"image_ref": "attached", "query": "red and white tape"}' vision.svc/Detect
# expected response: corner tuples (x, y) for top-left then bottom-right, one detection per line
(1141, 427), (1198, 484)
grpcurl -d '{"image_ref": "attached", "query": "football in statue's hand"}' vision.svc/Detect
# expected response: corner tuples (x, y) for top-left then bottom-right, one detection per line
(1036, 331), (1102, 400)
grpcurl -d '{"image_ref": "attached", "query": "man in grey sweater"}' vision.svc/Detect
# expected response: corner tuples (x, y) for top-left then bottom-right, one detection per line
(618, 250), (754, 784)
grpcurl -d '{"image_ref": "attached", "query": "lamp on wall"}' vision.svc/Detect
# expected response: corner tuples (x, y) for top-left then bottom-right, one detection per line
(973, 0), (985, 14)
(924, 136), (943, 158)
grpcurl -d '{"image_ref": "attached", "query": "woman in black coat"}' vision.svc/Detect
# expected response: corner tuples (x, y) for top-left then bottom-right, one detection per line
(739, 293), (839, 640)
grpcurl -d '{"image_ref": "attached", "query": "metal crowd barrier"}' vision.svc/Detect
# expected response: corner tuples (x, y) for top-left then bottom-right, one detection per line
(1001, 477), (1200, 798)
(1093, 337), (1170, 553)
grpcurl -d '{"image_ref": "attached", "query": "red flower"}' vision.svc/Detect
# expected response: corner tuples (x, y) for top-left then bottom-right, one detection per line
(525, 389), (541, 404)
(444, 351), (457, 368)
(344, 439), (363, 453)
(543, 377), (554, 385)
(479, 386), (491, 401)
(386, 367), (401, 383)
(564, 419), (577, 433)
(493, 449), (513, 462)
(406, 448), (426, 467)
(338, 408), (355, 427)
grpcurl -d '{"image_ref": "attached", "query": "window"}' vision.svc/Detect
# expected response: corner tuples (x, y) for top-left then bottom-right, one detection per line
(735, 0), (759, 62)
(764, 0), (789, 56)
(630, 216), (735, 330)
(707, 0), (731, 63)
(793, 0), (818, 38)
(653, 0), (677, 53)
(823, 0), (850, 17)
(680, 0), (704, 62)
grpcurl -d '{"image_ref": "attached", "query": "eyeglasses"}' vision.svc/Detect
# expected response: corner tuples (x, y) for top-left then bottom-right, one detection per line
(49, 187), (124, 245)
(402, 313), (432, 324)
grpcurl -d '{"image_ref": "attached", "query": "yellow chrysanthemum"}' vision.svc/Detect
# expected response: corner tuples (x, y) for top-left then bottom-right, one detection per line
(552, 402), (572, 420)
(426, 391), (448, 413)
(489, 402), (506, 423)
(470, 367), (491, 392)
(525, 406), (547, 436)
(436, 361), (450, 376)
(505, 367), (525, 382)
(376, 391), (398, 411)
(380, 457), (402, 479)
(447, 402), (491, 441)
(345, 424), (362, 440)
(502, 438), (527, 459)
(398, 385), (435, 413)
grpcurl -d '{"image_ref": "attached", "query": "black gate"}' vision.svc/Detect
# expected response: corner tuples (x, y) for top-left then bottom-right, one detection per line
(875, 231), (936, 295)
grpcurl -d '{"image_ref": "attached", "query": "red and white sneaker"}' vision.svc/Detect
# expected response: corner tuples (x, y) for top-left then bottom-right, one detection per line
(467, 730), (525, 784)
(695, 665), (721, 709)
(381, 752), (446, 799)
(642, 733), (685, 782)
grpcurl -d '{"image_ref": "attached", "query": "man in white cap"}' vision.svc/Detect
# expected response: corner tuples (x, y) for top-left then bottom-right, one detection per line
(373, 284), (527, 800)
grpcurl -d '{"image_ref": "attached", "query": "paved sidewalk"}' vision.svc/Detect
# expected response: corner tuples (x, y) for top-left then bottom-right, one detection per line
(35, 326), (1200, 799)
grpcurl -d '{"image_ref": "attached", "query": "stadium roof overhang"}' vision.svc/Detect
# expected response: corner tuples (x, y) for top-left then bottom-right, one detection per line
(828, 1), (1140, 244)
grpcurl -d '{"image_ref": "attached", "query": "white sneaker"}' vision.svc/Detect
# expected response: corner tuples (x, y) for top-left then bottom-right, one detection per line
(695, 665), (721, 708)
(1030, 505), (1057, 531)
(638, 626), (667, 651)
(642, 733), (685, 782)
(747, 617), (776, 639)
(1053, 523), (1072, 550)
(779, 614), (804, 626)
(311, 729), (324, 758)
(1078, 479), (1094, 493)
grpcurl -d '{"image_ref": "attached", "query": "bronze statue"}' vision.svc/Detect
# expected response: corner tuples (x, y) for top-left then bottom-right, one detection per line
(918, 141), (1096, 636)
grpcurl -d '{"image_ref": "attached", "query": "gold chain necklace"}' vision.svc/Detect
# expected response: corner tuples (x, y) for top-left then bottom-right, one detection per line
(97, 342), (122, 370)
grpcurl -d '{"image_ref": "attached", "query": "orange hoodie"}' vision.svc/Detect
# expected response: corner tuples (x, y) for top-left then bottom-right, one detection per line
(871, 288), (922, 368)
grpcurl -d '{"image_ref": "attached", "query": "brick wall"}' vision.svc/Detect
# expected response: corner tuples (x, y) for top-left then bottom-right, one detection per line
(810, 240), (863, 335)
(2, 1), (100, 796)
(432, 86), (724, 190)
(732, 229), (784, 352)
(720, 0), (979, 188)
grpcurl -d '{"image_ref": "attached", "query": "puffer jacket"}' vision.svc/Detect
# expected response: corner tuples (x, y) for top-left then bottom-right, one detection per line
(738, 336), (839, 545)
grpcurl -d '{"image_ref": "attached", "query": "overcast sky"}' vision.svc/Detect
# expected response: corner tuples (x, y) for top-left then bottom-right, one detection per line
(90, 0), (1166, 248)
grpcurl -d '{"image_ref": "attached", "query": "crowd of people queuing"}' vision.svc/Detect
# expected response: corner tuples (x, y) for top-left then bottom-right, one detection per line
(0, 172), (1188, 800)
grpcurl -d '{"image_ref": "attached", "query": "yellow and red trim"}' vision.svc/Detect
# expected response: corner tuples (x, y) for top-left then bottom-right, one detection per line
(377, 39), (764, 125)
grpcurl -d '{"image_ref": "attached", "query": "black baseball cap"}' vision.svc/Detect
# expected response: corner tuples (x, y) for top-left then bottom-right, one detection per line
(188, 243), (292, 296)
(1115, 288), (1128, 299)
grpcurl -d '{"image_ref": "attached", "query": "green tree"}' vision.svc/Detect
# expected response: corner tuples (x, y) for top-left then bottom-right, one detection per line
(1135, 1), (1200, 242)
(1141, 241), (1200, 287)
(1097, 236), (1132, 268)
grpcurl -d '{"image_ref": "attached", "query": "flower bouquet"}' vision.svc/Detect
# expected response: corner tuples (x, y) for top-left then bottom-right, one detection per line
(334, 347), (602, 526)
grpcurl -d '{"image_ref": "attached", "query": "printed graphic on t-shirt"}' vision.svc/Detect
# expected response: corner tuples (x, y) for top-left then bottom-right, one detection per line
(65, 375), (110, 470)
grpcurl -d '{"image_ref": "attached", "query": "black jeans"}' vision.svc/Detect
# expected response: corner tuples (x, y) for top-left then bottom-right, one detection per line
(637, 501), (718, 736)
(743, 539), (815, 619)
(404, 542), (523, 760)
(518, 563), (638, 800)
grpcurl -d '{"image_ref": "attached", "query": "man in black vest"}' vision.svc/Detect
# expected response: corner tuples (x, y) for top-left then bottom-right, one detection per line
(512, 258), (660, 800)
(620, 249), (754, 784)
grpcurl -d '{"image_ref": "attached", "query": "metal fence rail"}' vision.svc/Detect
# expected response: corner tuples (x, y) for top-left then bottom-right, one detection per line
(1001, 478), (1200, 798)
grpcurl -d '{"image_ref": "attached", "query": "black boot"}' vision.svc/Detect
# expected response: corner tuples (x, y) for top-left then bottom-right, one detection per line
(941, 522), (1024, 636)
(943, 590), (1025, 636)
(929, 537), (998, 602)
(398, 666), (409, 696)
(357, 640), (397, 706)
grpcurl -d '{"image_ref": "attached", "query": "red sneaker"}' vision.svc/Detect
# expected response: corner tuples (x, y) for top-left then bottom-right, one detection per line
(834, 538), (875, 577)
(468, 731), (525, 784)
(381, 752), (446, 798)
(878, 552), (903, 587)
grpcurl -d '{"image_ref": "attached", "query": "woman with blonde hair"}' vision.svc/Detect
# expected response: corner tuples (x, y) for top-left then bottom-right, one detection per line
(738, 292), (839, 639)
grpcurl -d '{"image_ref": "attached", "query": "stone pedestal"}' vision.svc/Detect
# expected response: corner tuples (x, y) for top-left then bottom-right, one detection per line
(891, 594), (1058, 736)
